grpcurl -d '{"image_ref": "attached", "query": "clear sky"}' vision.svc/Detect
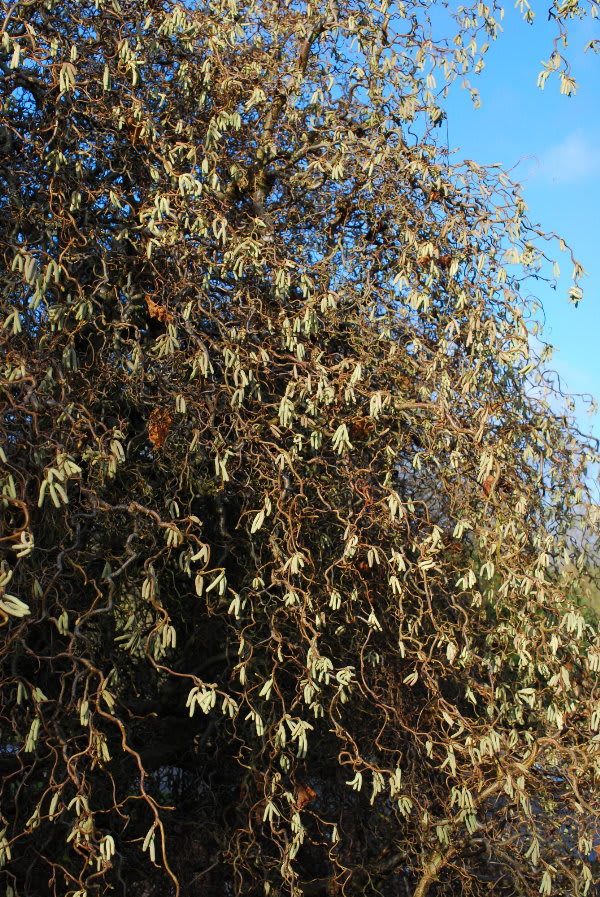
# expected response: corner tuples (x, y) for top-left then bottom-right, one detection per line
(441, 5), (600, 438)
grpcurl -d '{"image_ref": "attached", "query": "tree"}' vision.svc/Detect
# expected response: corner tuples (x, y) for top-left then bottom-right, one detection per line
(1, 0), (600, 895)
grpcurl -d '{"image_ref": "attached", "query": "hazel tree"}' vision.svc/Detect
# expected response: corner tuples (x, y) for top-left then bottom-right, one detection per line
(1, 1), (600, 896)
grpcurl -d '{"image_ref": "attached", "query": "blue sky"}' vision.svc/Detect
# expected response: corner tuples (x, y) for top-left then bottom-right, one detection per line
(441, 5), (600, 437)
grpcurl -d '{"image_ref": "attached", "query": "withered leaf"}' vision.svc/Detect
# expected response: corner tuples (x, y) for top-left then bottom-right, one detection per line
(146, 297), (173, 324)
(349, 418), (374, 440)
(483, 474), (495, 497)
(296, 784), (316, 810)
(148, 408), (172, 449)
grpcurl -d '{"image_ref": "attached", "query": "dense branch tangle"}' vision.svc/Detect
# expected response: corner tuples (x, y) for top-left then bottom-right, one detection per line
(1, 1), (599, 896)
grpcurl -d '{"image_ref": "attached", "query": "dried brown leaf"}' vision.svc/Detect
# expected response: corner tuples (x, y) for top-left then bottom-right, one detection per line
(148, 408), (172, 448)
(296, 784), (316, 810)
(146, 297), (173, 324)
